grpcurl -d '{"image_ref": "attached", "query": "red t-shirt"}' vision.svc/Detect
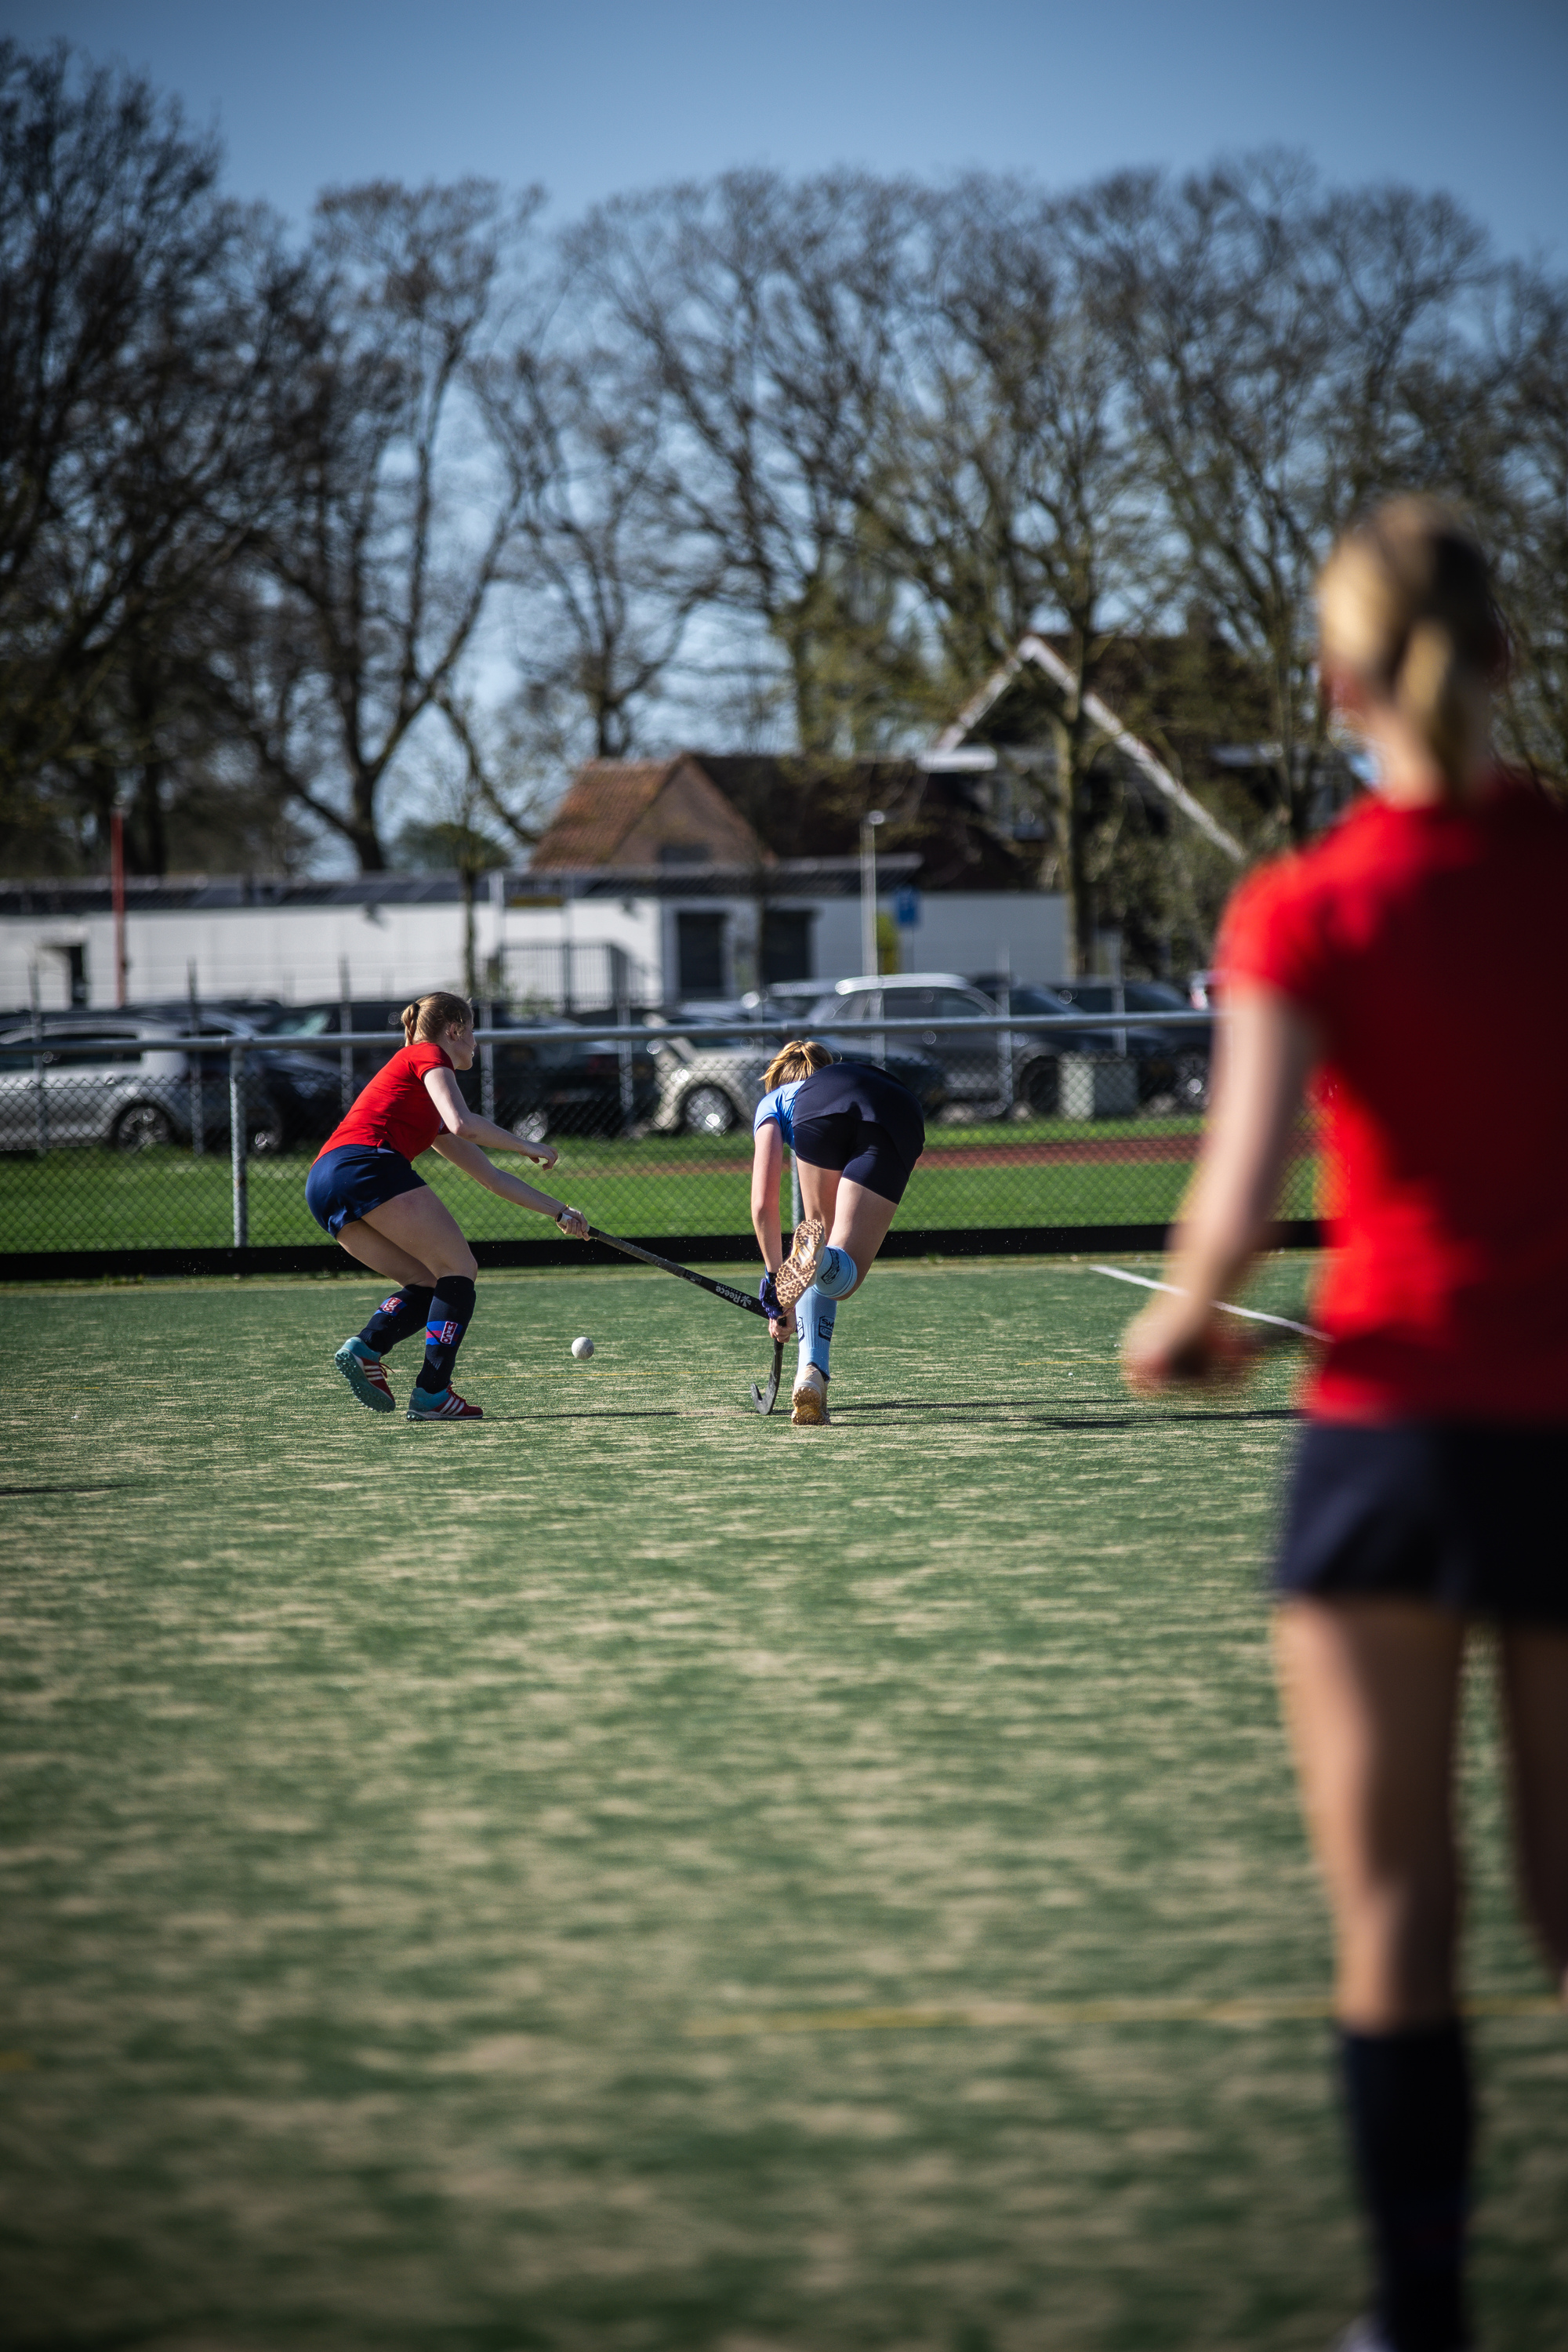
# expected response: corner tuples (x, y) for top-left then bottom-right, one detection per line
(315, 1042), (454, 1164)
(1218, 772), (1568, 1423)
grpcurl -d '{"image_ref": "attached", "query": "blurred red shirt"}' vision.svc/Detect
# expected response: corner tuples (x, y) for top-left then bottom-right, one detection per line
(1218, 771), (1568, 1423)
(315, 1041), (454, 1164)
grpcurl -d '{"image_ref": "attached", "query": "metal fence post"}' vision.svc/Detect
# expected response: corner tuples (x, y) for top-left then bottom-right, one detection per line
(996, 958), (1015, 1116)
(481, 999), (496, 1123)
(230, 1043), (249, 1248)
(187, 960), (205, 1156)
(339, 958), (354, 1116)
(617, 987), (634, 1133)
(29, 962), (48, 1156)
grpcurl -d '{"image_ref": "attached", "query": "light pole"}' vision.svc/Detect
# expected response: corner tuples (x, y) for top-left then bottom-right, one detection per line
(859, 809), (885, 976)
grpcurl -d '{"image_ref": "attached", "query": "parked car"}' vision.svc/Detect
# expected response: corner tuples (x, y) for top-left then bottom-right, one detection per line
(650, 1012), (946, 1136)
(252, 998), (408, 1091)
(795, 973), (1084, 1116)
(486, 1014), (661, 1142)
(0, 1016), (243, 1152)
(1040, 978), (1211, 1108)
(136, 1004), (347, 1151)
(250, 1000), (659, 1142)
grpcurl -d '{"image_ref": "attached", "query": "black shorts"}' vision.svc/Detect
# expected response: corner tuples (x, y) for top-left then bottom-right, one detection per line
(790, 1062), (926, 1206)
(306, 1145), (426, 1240)
(1273, 1420), (1568, 1624)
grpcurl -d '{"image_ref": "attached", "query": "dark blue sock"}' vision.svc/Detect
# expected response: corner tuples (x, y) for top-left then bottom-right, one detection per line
(414, 1275), (476, 1396)
(358, 1285), (434, 1356)
(1340, 2022), (1472, 2352)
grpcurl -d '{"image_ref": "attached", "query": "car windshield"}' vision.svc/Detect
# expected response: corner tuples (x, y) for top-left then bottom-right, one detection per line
(263, 1007), (335, 1036)
(1003, 985), (1076, 1015)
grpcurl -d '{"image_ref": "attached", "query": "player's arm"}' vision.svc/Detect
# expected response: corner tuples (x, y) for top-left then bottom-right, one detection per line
(750, 1120), (785, 1272)
(750, 1120), (797, 1341)
(423, 1065), (559, 1171)
(430, 1131), (588, 1237)
(1123, 983), (1316, 1390)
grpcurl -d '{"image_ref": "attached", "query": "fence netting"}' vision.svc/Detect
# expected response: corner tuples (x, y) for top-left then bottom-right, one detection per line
(0, 1012), (1320, 1261)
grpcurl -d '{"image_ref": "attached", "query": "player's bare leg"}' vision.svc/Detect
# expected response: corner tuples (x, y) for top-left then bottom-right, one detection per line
(1274, 1599), (1472, 2350)
(796, 1168), (899, 1299)
(350, 1189), (483, 1421)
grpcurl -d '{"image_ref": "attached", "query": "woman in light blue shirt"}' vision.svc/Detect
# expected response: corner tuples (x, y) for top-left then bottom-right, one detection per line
(751, 1039), (925, 1425)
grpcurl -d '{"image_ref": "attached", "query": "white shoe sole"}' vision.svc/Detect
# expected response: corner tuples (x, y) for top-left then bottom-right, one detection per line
(790, 1379), (830, 1427)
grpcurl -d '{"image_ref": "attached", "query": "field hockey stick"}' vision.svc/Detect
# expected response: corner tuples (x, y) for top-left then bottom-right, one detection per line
(585, 1225), (771, 1316)
(583, 1224), (786, 1415)
(750, 1342), (786, 1417)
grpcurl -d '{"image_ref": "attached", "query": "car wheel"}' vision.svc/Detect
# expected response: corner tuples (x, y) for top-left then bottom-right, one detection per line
(111, 1102), (174, 1152)
(517, 1107), (550, 1145)
(249, 1118), (287, 1157)
(681, 1083), (738, 1136)
(1021, 1058), (1059, 1118)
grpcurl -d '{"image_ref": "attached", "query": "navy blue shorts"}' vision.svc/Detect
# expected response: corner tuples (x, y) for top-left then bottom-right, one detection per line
(306, 1145), (426, 1240)
(791, 1062), (926, 1206)
(1274, 1420), (1568, 1623)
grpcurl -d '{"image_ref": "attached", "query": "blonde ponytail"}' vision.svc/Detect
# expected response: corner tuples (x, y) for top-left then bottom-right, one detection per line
(762, 1037), (833, 1091)
(401, 990), (474, 1046)
(1318, 498), (1504, 789)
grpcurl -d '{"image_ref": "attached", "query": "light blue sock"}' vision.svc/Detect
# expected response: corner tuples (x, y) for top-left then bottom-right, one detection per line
(796, 1285), (837, 1383)
(815, 1246), (858, 1299)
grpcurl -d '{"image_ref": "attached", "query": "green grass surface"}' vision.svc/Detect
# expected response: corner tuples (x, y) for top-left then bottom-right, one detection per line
(0, 1123), (1318, 1252)
(2, 1259), (1560, 2351)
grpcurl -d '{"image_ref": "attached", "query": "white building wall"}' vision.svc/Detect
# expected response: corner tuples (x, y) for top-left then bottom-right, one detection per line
(850, 891), (1066, 985)
(1, 902), (481, 1011)
(1, 884), (1067, 1011)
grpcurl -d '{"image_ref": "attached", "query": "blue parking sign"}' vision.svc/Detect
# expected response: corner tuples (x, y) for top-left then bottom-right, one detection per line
(893, 886), (920, 928)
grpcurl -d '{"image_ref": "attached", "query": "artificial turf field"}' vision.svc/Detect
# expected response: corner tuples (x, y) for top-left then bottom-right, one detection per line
(2, 1258), (1563, 2352)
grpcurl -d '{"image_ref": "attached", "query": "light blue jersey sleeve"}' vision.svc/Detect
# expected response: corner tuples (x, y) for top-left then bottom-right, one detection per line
(753, 1079), (804, 1149)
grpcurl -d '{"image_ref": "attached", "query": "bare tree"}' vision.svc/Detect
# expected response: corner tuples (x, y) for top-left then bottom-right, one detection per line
(1489, 264), (1568, 787)
(1091, 154), (1497, 844)
(571, 170), (931, 758)
(0, 40), (306, 871)
(207, 178), (539, 870)
(475, 334), (716, 773)
(856, 180), (1167, 967)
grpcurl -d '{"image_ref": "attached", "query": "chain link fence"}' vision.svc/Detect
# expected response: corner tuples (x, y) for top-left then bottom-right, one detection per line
(0, 1009), (1320, 1272)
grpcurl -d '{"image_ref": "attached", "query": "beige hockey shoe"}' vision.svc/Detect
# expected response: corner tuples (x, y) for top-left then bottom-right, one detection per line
(773, 1217), (826, 1310)
(790, 1364), (831, 1426)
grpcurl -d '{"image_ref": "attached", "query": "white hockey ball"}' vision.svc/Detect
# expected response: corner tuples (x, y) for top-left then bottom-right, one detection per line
(571, 1335), (594, 1360)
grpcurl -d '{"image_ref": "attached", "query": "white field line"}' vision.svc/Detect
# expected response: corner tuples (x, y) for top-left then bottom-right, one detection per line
(1089, 1263), (1326, 1343)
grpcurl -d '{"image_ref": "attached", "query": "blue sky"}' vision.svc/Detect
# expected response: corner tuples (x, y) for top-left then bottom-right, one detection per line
(11, 0), (1568, 259)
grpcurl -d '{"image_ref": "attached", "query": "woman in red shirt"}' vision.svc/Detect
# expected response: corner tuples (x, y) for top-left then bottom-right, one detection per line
(1124, 502), (1568, 2352)
(306, 990), (588, 1421)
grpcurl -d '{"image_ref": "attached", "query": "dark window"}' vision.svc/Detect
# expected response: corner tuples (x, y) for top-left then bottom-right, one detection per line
(761, 909), (813, 985)
(677, 912), (726, 998)
(45, 943), (88, 1005)
(660, 844), (711, 867)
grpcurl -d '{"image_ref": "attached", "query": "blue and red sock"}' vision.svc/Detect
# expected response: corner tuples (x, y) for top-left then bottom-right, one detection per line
(358, 1285), (434, 1357)
(413, 1276), (477, 1399)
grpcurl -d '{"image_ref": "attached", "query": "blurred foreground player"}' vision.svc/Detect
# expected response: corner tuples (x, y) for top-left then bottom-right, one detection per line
(306, 991), (588, 1421)
(1123, 500), (1568, 2352)
(750, 1040), (925, 1425)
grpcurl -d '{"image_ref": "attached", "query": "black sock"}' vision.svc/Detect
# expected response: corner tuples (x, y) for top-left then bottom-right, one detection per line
(1339, 2021), (1472, 2352)
(413, 1275), (476, 1396)
(358, 1285), (434, 1356)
